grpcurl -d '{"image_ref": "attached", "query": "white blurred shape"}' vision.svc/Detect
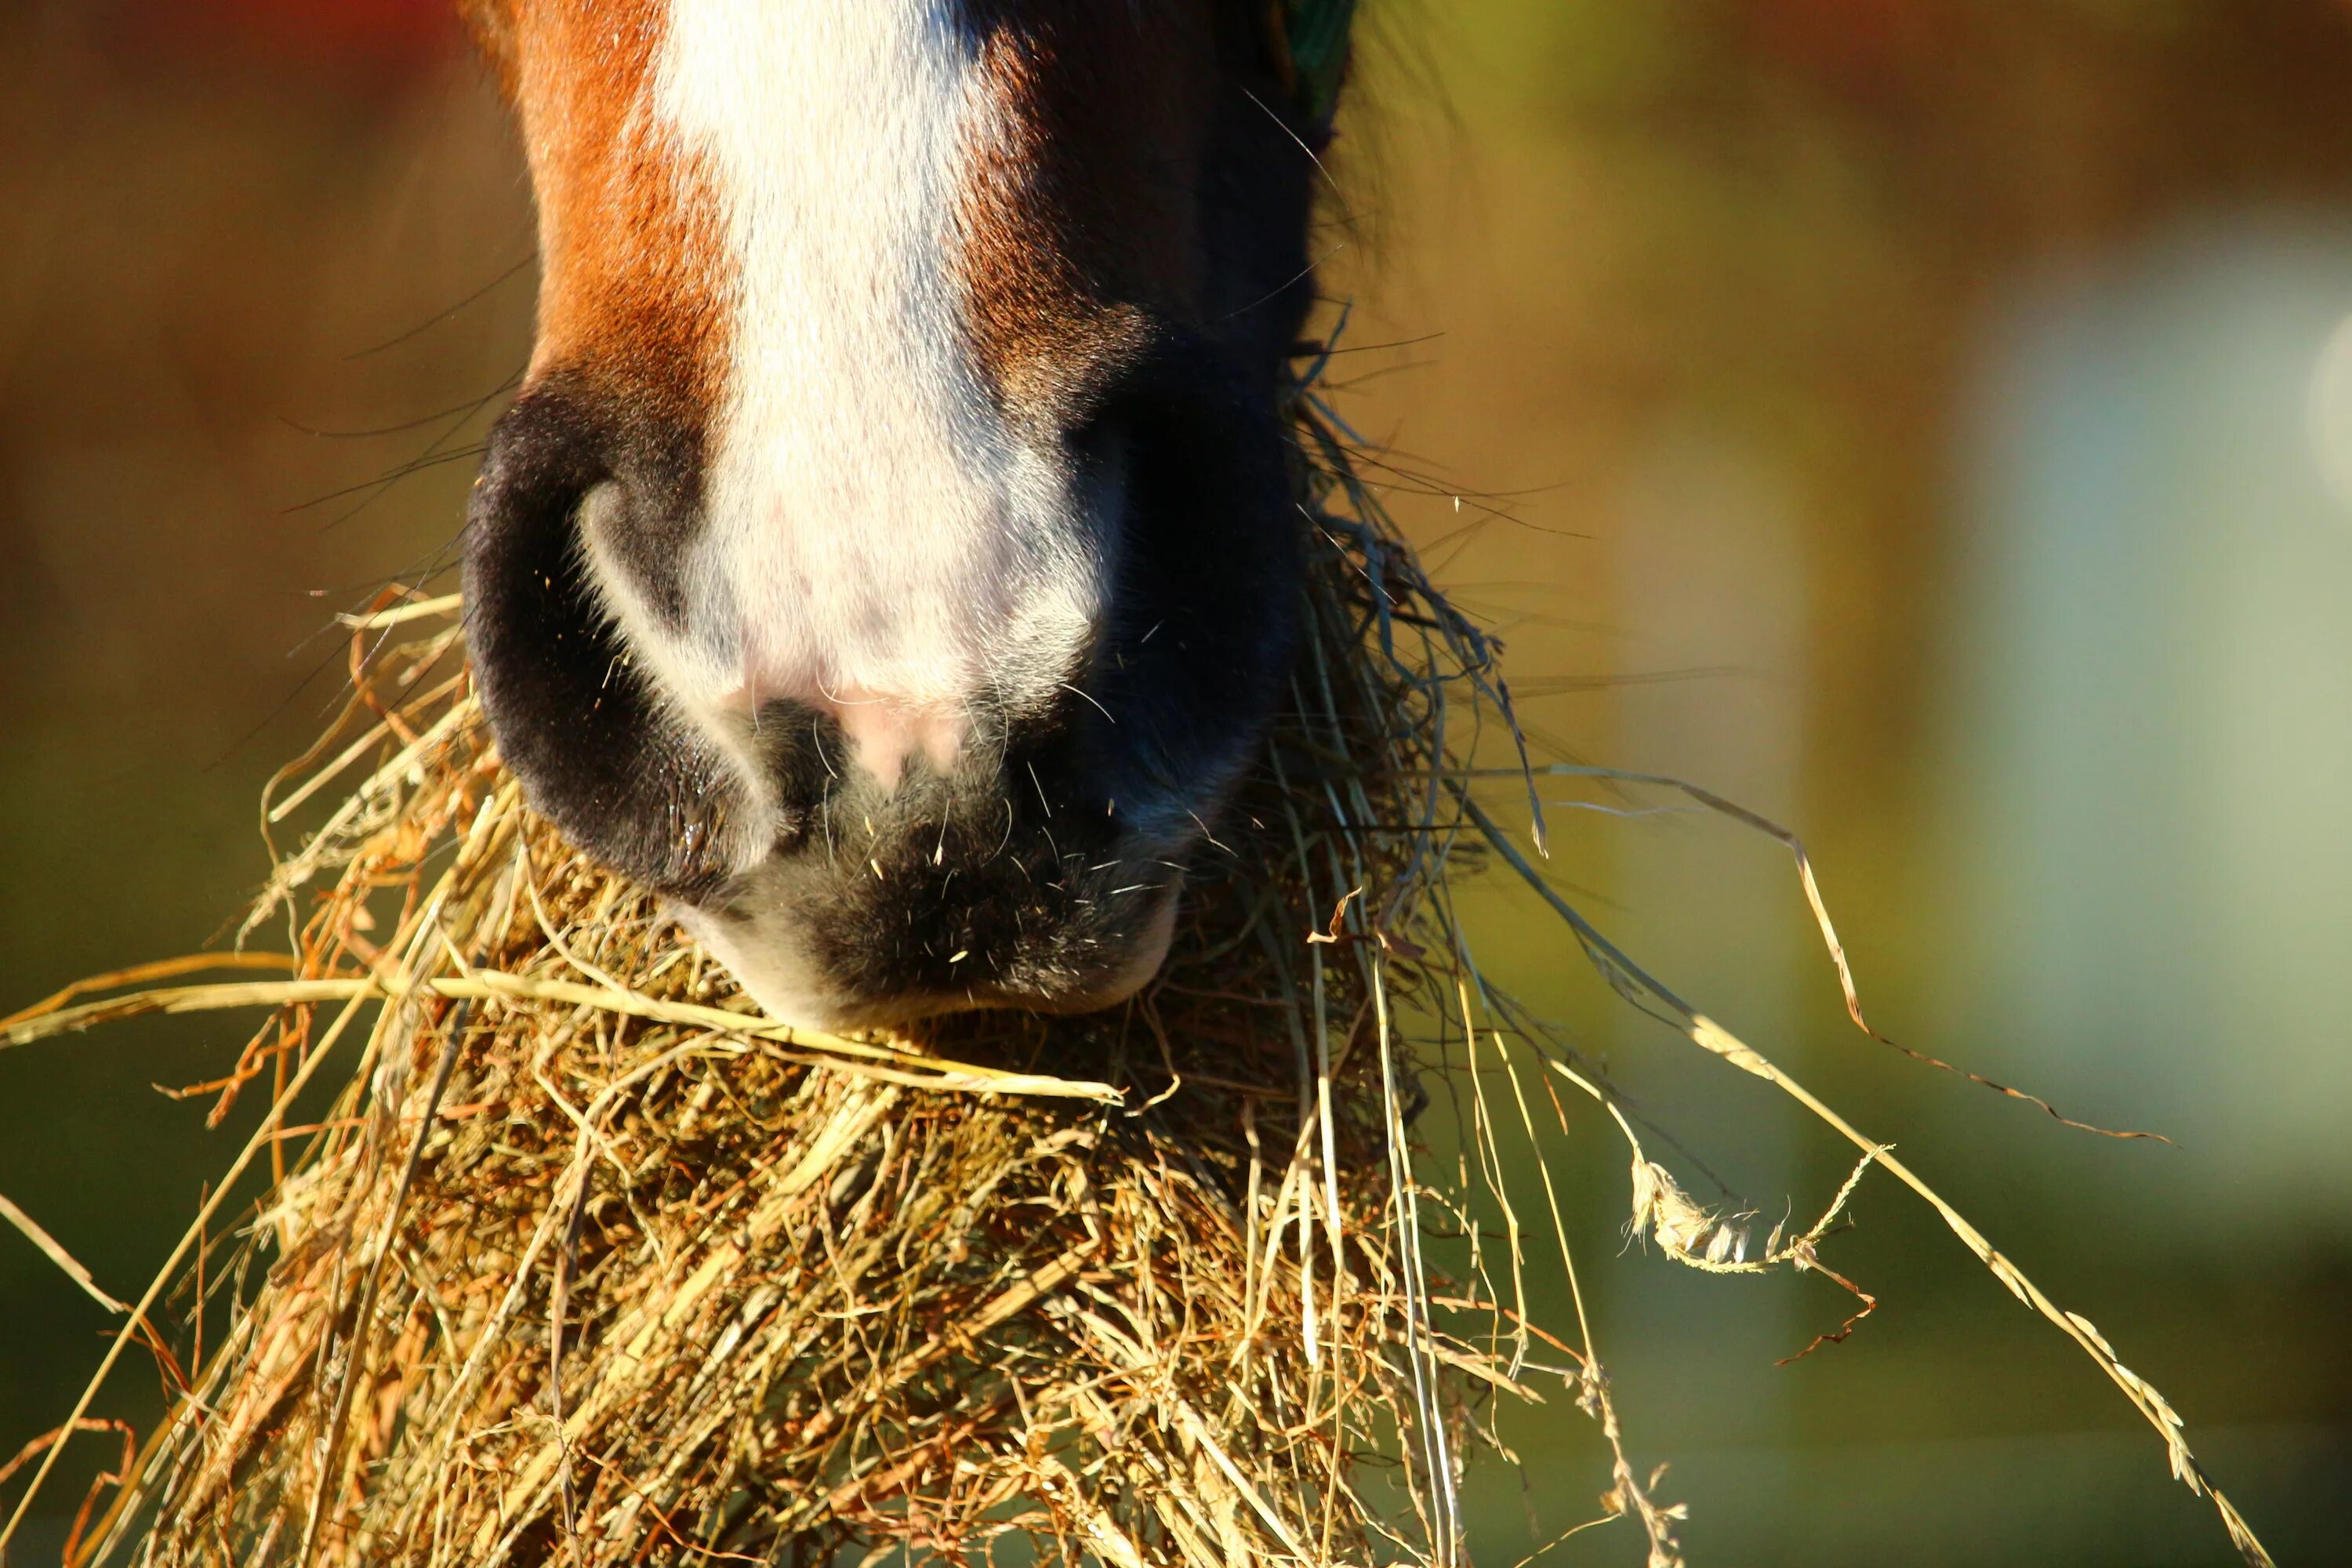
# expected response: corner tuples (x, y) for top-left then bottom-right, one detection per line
(1942, 216), (2352, 1234)
(2303, 310), (2352, 514)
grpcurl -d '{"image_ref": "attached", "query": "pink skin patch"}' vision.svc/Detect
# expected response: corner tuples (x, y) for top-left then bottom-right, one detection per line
(723, 677), (967, 793)
(819, 687), (968, 792)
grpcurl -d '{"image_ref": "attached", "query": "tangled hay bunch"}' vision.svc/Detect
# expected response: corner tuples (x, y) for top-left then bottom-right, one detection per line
(0, 354), (2278, 1568)
(15, 367), (1579, 1568)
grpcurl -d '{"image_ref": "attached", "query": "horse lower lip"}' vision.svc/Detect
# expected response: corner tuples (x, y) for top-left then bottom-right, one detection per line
(900, 885), (1185, 1021)
(997, 887), (1181, 1014)
(678, 846), (1185, 1029)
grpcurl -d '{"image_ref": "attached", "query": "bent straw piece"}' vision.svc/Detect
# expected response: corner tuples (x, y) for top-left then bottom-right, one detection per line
(0, 1421), (131, 1499)
(0, 1192), (127, 1315)
(2, 978), (378, 1050)
(0, 952), (296, 1034)
(1371, 956), (1461, 1563)
(1461, 793), (2276, 1568)
(1548, 1033), (1892, 1365)
(1452, 762), (2167, 1142)
(267, 668), (472, 825)
(2, 971), (1120, 1105)
(243, 697), (485, 938)
(333, 592), (463, 632)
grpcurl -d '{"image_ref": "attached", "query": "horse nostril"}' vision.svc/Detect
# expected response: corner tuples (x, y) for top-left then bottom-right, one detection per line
(464, 387), (750, 903)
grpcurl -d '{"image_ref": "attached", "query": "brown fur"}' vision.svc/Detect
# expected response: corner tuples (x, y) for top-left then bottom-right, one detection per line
(956, 5), (1218, 423)
(460, 0), (728, 434)
(461, 2), (1271, 439)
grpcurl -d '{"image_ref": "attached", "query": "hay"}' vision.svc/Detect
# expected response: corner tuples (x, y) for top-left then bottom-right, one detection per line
(0, 351), (2277, 1568)
(2, 359), (1570, 1568)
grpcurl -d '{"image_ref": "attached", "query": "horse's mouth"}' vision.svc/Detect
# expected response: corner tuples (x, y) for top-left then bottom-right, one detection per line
(677, 853), (1186, 1033)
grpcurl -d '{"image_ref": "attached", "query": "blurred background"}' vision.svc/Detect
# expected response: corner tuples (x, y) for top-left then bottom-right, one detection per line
(2, 1), (2348, 1563)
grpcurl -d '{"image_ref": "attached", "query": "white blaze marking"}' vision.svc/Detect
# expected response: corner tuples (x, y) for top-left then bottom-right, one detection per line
(608, 0), (1098, 792)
